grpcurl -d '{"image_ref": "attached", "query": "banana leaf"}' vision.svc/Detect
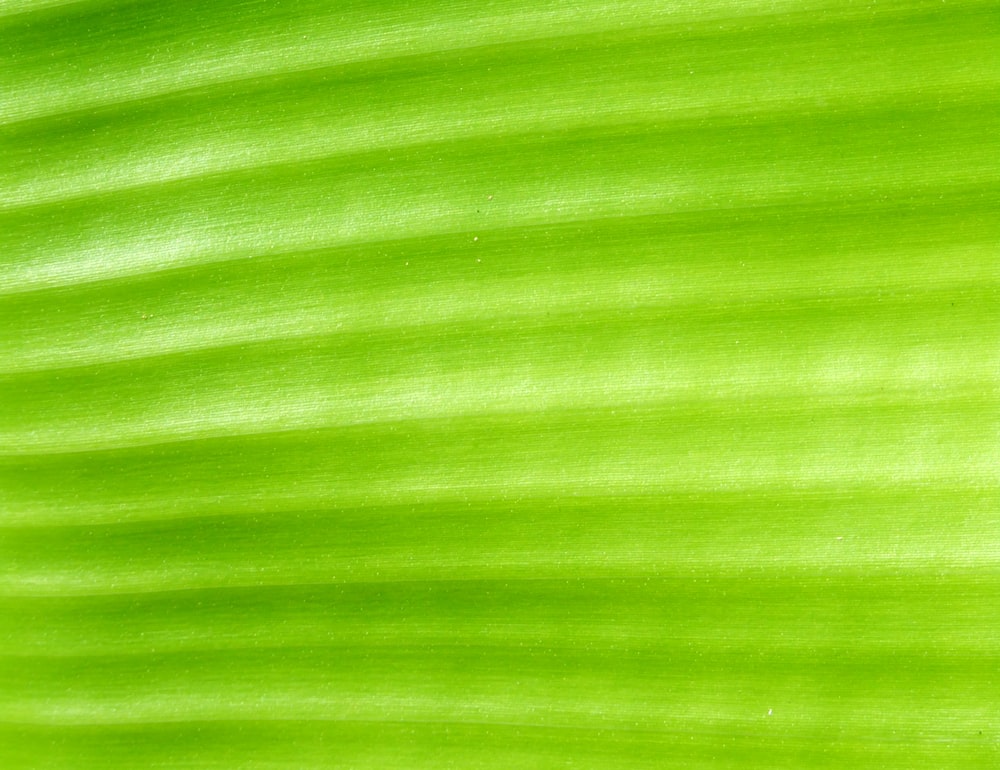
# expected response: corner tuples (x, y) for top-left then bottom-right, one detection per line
(1, 0), (998, 767)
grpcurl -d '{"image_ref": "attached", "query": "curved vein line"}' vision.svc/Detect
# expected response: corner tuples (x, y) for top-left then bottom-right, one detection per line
(3, 175), (996, 299)
(4, 281), (988, 378)
(1, 0), (914, 127)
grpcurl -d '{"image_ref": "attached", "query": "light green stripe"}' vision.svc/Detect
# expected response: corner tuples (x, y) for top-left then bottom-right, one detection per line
(3, 398), (998, 527)
(3, 0), (953, 124)
(2, 195), (998, 373)
(4, 9), (997, 209)
(2, 294), (997, 453)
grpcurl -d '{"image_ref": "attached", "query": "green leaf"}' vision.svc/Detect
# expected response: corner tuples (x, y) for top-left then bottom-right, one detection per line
(1, 0), (998, 767)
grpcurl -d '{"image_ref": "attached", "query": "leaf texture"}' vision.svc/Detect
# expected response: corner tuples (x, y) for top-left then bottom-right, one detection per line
(1, 0), (999, 767)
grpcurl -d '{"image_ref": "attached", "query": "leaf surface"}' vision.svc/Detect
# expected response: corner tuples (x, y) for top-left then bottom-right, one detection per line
(1, 1), (998, 767)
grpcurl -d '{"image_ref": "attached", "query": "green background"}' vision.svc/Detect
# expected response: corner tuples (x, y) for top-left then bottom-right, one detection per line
(1, 0), (998, 766)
